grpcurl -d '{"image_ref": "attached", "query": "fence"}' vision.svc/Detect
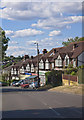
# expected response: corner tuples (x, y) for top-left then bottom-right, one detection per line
(62, 74), (78, 85)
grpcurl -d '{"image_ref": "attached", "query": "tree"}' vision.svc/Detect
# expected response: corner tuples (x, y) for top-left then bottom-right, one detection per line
(0, 27), (10, 60)
(62, 37), (84, 46)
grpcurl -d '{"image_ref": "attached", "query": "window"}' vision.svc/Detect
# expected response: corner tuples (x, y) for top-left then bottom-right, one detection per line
(39, 60), (44, 69)
(73, 59), (76, 67)
(55, 55), (62, 67)
(26, 64), (30, 71)
(31, 64), (34, 72)
(52, 63), (54, 69)
(11, 69), (14, 75)
(45, 59), (49, 69)
(20, 66), (25, 73)
(65, 55), (69, 66)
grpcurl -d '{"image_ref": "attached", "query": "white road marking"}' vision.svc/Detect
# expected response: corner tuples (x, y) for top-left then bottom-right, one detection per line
(49, 107), (61, 116)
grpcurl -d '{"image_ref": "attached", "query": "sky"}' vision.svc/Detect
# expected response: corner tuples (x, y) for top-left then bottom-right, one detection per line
(0, 0), (83, 57)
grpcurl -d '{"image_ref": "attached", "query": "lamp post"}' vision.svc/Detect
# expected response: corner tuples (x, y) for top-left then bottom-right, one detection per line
(34, 42), (40, 87)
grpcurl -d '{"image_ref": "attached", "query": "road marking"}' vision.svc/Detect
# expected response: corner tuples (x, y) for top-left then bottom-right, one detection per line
(43, 102), (47, 106)
(49, 107), (61, 116)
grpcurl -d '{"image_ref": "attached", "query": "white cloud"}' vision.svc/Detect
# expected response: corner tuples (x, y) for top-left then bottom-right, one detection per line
(9, 41), (19, 44)
(5, 30), (14, 36)
(5, 29), (44, 38)
(6, 45), (37, 56)
(49, 30), (61, 36)
(32, 16), (82, 29)
(1, 2), (82, 20)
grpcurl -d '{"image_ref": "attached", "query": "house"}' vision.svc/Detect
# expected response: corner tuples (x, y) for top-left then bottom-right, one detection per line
(3, 41), (84, 82)
(51, 41), (84, 70)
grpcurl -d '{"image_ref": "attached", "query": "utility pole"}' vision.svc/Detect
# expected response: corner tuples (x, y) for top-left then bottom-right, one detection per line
(34, 42), (40, 87)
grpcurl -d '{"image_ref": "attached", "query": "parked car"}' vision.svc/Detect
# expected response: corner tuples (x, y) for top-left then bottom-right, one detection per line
(29, 81), (38, 89)
(14, 80), (24, 87)
(21, 82), (29, 88)
(0, 81), (8, 86)
(11, 81), (18, 86)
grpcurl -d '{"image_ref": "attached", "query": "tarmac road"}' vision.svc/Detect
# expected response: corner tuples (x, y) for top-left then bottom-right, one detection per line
(1, 86), (83, 119)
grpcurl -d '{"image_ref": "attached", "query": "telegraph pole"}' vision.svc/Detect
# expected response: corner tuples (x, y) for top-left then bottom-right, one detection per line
(34, 42), (40, 87)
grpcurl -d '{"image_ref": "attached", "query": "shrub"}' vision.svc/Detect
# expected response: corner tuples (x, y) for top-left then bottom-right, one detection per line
(71, 71), (76, 75)
(45, 70), (62, 87)
(65, 67), (78, 75)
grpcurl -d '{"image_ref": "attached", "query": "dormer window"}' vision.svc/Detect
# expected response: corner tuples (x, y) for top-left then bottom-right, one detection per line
(65, 55), (69, 66)
(26, 64), (30, 71)
(45, 59), (49, 69)
(55, 55), (62, 67)
(39, 59), (44, 69)
(73, 44), (78, 50)
(31, 64), (34, 72)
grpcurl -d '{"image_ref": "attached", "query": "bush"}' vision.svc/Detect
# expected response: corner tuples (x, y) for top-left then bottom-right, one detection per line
(71, 71), (76, 75)
(45, 70), (62, 87)
(78, 65), (84, 69)
(65, 67), (78, 75)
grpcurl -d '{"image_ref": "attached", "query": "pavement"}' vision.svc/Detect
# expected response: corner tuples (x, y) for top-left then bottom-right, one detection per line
(0, 86), (83, 119)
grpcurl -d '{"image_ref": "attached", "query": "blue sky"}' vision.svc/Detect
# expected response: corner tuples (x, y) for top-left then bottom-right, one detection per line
(0, 1), (83, 57)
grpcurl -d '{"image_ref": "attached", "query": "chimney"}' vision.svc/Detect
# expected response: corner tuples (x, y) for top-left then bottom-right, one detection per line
(43, 49), (47, 54)
(31, 56), (33, 59)
(24, 55), (29, 60)
(73, 44), (78, 50)
(53, 49), (57, 55)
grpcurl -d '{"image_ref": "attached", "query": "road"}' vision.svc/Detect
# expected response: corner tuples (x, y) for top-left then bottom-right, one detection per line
(0, 86), (83, 119)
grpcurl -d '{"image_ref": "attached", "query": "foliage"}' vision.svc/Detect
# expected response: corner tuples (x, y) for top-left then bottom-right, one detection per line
(62, 37), (84, 46)
(67, 64), (73, 68)
(78, 68), (84, 84)
(65, 67), (78, 75)
(71, 71), (76, 75)
(45, 70), (62, 87)
(0, 27), (10, 60)
(2, 55), (23, 68)
(64, 64), (78, 75)
(78, 65), (84, 69)
(2, 73), (8, 82)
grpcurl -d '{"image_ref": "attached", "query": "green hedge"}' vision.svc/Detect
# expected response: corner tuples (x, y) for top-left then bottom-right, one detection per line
(78, 68), (84, 84)
(45, 70), (62, 87)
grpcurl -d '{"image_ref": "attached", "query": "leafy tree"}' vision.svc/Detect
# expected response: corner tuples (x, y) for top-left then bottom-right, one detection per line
(62, 37), (84, 46)
(0, 27), (10, 60)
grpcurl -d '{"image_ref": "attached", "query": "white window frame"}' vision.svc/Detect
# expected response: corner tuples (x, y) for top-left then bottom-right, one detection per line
(52, 63), (54, 69)
(39, 59), (44, 69)
(65, 55), (70, 66)
(73, 59), (76, 67)
(55, 55), (62, 67)
(26, 64), (30, 71)
(31, 64), (34, 72)
(20, 66), (25, 73)
(45, 59), (49, 69)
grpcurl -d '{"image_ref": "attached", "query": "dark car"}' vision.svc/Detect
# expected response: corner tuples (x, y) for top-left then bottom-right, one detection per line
(11, 81), (18, 86)
(0, 81), (8, 86)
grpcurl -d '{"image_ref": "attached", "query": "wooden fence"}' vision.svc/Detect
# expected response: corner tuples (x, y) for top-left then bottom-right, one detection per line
(62, 74), (78, 85)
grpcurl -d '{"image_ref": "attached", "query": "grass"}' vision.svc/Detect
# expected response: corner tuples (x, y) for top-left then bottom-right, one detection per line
(48, 84), (84, 95)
